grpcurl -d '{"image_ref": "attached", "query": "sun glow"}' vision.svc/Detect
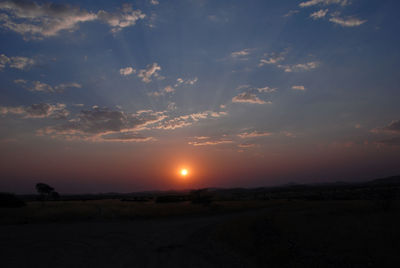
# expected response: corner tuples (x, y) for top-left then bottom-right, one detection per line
(180, 169), (188, 176)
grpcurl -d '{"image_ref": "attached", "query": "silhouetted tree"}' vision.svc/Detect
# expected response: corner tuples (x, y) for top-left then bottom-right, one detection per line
(51, 191), (60, 201)
(191, 189), (213, 205)
(35, 183), (58, 201)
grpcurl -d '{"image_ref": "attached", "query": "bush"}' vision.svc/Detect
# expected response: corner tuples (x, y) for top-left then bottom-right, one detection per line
(0, 193), (26, 208)
(156, 195), (187, 203)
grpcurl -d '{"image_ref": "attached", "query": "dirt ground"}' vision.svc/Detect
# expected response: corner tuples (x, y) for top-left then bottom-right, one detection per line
(0, 209), (261, 268)
(2, 201), (400, 267)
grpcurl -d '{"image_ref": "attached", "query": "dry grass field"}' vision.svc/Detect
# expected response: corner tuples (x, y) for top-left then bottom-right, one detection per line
(1, 199), (399, 267)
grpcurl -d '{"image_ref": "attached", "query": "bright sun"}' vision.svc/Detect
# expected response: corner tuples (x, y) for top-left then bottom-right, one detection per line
(180, 169), (188, 176)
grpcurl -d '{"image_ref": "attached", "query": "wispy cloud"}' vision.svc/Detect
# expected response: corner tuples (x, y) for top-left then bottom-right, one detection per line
(189, 139), (233, 146)
(329, 16), (366, 27)
(299, 0), (348, 8)
(98, 132), (155, 143)
(40, 107), (165, 141)
(97, 4), (145, 33)
(0, 103), (69, 119)
(149, 0), (159, 6)
(278, 61), (319, 72)
(175, 77), (198, 87)
(15, 79), (81, 93)
(372, 120), (400, 134)
(0, 1), (145, 40)
(283, 10), (299, 17)
(238, 143), (256, 148)
(257, 86), (276, 93)
(0, 53), (34, 70)
(138, 62), (161, 83)
(231, 48), (251, 58)
(119, 66), (135, 76)
(155, 111), (227, 130)
(232, 92), (269, 104)
(258, 52), (286, 67)
(310, 9), (328, 20)
(148, 85), (175, 97)
(238, 131), (272, 139)
(292, 85), (306, 91)
(188, 136), (233, 146)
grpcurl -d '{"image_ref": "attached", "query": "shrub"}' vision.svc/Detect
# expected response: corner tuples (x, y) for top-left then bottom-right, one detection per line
(0, 192), (26, 208)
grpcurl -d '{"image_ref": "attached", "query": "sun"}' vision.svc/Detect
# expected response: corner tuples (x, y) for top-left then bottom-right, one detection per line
(180, 169), (188, 176)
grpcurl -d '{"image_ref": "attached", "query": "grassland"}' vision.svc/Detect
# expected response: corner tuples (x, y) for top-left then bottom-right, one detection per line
(1, 198), (399, 267)
(0, 199), (283, 225)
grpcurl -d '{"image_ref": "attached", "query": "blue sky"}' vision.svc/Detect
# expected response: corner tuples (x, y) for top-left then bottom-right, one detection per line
(1, 0), (400, 193)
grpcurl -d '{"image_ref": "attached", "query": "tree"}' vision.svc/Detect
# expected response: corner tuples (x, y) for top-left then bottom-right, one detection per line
(35, 183), (58, 201)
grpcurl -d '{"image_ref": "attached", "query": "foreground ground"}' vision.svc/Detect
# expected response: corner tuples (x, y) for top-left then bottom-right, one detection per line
(1, 200), (399, 267)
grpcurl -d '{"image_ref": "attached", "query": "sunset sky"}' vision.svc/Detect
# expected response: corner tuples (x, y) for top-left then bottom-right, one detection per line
(1, 0), (399, 193)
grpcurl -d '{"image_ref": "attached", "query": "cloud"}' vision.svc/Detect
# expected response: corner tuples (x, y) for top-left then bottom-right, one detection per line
(231, 49), (251, 58)
(299, 0), (348, 8)
(0, 1), (145, 40)
(376, 137), (400, 147)
(188, 139), (233, 146)
(0, 54), (10, 69)
(283, 10), (299, 17)
(310, 9), (328, 20)
(167, 102), (176, 110)
(97, 4), (145, 33)
(257, 86), (276, 93)
(238, 131), (272, 139)
(373, 120), (400, 134)
(119, 66), (135, 76)
(15, 79), (81, 93)
(0, 0), (97, 39)
(0, 103), (69, 119)
(54, 82), (82, 92)
(232, 92), (269, 104)
(0, 53), (34, 70)
(155, 110), (227, 130)
(238, 143), (256, 148)
(292, 85), (306, 90)
(236, 84), (250, 90)
(278, 61), (319, 72)
(148, 85), (175, 97)
(150, 0), (159, 5)
(175, 77), (198, 87)
(282, 131), (296, 138)
(41, 107), (166, 141)
(37, 106), (227, 141)
(138, 62), (161, 83)
(329, 16), (366, 27)
(99, 132), (154, 142)
(258, 52), (286, 67)
(188, 136), (233, 146)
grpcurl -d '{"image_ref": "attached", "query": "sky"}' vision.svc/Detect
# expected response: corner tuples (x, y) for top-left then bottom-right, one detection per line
(0, 0), (400, 194)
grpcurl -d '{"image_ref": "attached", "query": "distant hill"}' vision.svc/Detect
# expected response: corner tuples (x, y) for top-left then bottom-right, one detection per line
(369, 175), (400, 185)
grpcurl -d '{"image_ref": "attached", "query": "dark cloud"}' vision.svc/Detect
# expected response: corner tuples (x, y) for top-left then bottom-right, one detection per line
(232, 92), (269, 104)
(0, 103), (69, 119)
(377, 137), (400, 146)
(0, 1), (145, 39)
(14, 79), (81, 93)
(45, 107), (165, 136)
(372, 120), (400, 134)
(100, 132), (154, 142)
(383, 120), (400, 133)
